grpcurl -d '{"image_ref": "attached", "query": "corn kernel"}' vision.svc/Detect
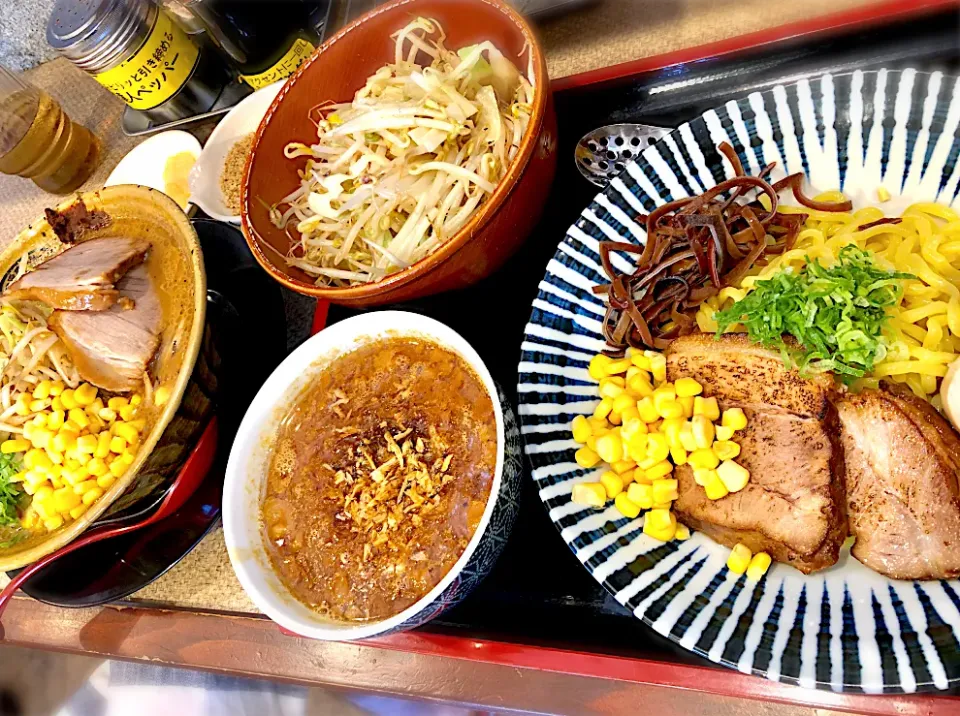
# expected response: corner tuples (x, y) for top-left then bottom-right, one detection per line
(675, 377), (703, 398)
(645, 433), (669, 463)
(703, 471), (730, 500)
(119, 405), (137, 421)
(114, 423), (140, 444)
(595, 433), (623, 464)
(652, 478), (679, 503)
(105, 462), (125, 480)
(626, 482), (653, 509)
(670, 445), (688, 465)
(607, 411), (622, 426)
(636, 396), (659, 423)
(120, 451), (135, 465)
(727, 543), (752, 574)
(86, 458), (108, 477)
(645, 460), (673, 481)
(154, 386), (171, 407)
(1, 438), (29, 454)
(72, 479), (97, 494)
(693, 396), (721, 421)
(647, 352), (667, 383)
(69, 504), (88, 520)
(713, 440), (741, 461)
(646, 419), (661, 433)
(21, 510), (38, 529)
(604, 358), (631, 376)
(49, 381), (64, 397)
(68, 408), (90, 430)
(877, 186), (891, 203)
(678, 422), (698, 452)
(59, 389), (78, 410)
(678, 396), (695, 418)
(24, 448), (52, 470)
(52, 487), (81, 513)
(28, 398), (48, 413)
(31, 381), (51, 400)
(614, 492), (641, 518)
(33, 484), (53, 502)
(88, 397), (105, 414)
(600, 471), (624, 499)
(571, 415), (591, 443)
(30, 428), (53, 450)
(599, 377), (626, 399)
(107, 396), (129, 412)
(630, 353), (651, 370)
(97, 407), (117, 423)
(620, 406), (640, 424)
(612, 392), (636, 415)
(43, 515), (64, 532)
(52, 431), (76, 453)
(722, 408), (748, 431)
(30, 414), (47, 428)
(593, 398), (613, 421)
(626, 434), (648, 464)
(715, 425), (735, 442)
(652, 382), (676, 404)
(47, 410), (64, 430)
(588, 354), (612, 381)
(92, 433), (109, 459)
(626, 374), (653, 397)
(656, 399), (684, 420)
(717, 460), (750, 492)
(693, 468), (716, 486)
(76, 434), (98, 454)
(74, 383), (97, 406)
(81, 487), (104, 505)
(572, 482), (606, 507)
(621, 416), (647, 441)
(689, 447), (720, 470)
(45, 447), (63, 465)
(8, 470), (25, 483)
(51, 396), (63, 412)
(575, 447), (601, 468)
(691, 415), (715, 450)
(675, 523), (691, 541)
(643, 508), (676, 541)
(746, 552), (772, 580)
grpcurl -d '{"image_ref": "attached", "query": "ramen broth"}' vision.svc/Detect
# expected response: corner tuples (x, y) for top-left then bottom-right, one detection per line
(261, 337), (497, 622)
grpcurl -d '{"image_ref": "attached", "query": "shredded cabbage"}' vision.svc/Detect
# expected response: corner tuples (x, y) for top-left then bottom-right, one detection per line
(273, 17), (535, 286)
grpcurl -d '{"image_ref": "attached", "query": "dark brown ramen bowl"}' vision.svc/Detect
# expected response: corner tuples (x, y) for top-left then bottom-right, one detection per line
(0, 186), (213, 571)
(241, 0), (557, 308)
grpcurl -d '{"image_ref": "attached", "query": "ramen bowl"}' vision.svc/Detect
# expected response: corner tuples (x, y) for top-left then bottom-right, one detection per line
(223, 311), (521, 639)
(0, 186), (212, 571)
(241, 0), (557, 308)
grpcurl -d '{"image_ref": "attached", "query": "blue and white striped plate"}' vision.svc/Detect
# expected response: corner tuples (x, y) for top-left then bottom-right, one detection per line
(517, 69), (960, 693)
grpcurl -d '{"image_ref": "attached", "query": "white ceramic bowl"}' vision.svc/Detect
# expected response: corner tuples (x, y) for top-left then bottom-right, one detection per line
(223, 311), (512, 640)
(188, 82), (284, 224)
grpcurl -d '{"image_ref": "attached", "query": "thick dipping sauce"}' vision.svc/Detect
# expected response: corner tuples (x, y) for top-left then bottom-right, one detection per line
(261, 337), (496, 622)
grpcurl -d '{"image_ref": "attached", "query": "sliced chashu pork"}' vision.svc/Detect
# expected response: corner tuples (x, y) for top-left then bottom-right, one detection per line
(49, 264), (161, 393)
(4, 237), (149, 311)
(665, 333), (847, 573)
(837, 384), (960, 580)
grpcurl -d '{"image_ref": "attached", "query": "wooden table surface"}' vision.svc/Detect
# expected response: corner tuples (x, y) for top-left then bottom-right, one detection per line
(3, 1), (960, 713)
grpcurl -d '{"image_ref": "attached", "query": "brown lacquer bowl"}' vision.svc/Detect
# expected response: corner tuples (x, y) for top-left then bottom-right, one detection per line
(241, 0), (557, 307)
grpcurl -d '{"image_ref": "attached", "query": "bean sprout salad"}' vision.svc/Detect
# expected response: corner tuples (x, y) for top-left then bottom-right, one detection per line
(272, 17), (535, 286)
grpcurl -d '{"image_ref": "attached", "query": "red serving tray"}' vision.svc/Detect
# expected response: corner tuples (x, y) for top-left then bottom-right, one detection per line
(303, 1), (960, 712)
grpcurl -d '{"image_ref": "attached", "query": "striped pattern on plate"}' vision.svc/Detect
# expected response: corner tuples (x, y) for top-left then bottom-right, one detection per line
(517, 69), (960, 693)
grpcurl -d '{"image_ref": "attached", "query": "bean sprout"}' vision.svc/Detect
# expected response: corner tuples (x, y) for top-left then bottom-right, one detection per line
(273, 17), (535, 286)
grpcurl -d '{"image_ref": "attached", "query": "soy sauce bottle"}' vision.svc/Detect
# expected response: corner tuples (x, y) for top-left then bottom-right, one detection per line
(184, 0), (324, 89)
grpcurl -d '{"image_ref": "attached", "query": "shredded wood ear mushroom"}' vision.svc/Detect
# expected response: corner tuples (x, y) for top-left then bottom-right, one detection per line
(333, 422), (455, 557)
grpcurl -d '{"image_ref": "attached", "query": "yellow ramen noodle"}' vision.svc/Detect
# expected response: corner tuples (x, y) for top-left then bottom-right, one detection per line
(696, 196), (960, 407)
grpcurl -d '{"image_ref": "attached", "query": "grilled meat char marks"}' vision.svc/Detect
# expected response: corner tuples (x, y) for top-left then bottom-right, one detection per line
(49, 264), (161, 393)
(665, 334), (847, 574)
(4, 236), (150, 311)
(837, 384), (960, 580)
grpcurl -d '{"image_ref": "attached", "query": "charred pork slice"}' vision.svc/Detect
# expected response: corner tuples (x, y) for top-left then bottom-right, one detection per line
(49, 265), (161, 393)
(666, 333), (847, 573)
(837, 384), (960, 580)
(4, 237), (150, 311)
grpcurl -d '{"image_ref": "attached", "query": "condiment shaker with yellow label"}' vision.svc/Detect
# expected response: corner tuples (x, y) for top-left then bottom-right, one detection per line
(47, 0), (229, 123)
(0, 65), (100, 194)
(175, 0), (322, 89)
